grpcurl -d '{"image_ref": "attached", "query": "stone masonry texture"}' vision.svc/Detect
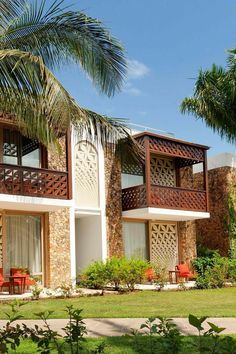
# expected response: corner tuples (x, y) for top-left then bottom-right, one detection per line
(47, 137), (71, 288)
(194, 167), (236, 256)
(105, 149), (124, 257)
(48, 208), (71, 288)
(178, 166), (197, 265)
(178, 221), (197, 265)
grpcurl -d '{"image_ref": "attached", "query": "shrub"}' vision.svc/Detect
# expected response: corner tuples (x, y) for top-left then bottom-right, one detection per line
(228, 258), (236, 282)
(81, 260), (109, 290)
(196, 243), (218, 258)
(118, 258), (149, 291)
(192, 252), (219, 277)
(81, 257), (149, 291)
(106, 257), (124, 290)
(194, 253), (230, 289)
(151, 258), (169, 290)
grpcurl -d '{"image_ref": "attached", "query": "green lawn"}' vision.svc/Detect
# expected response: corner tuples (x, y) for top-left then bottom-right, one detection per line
(1, 288), (236, 319)
(7, 336), (236, 354)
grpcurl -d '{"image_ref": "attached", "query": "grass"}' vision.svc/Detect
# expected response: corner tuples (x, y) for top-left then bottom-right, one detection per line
(7, 336), (236, 353)
(1, 287), (236, 319)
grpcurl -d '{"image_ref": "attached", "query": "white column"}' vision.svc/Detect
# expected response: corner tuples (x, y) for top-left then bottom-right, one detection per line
(98, 145), (107, 261)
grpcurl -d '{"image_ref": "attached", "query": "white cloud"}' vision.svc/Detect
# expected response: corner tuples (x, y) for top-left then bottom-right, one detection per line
(123, 81), (141, 96)
(123, 87), (141, 96)
(127, 59), (150, 79)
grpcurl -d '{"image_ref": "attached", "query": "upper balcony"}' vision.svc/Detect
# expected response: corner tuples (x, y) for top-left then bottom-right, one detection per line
(0, 121), (72, 211)
(122, 132), (210, 221)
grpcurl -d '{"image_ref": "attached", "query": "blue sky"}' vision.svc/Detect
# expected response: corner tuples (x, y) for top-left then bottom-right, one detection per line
(56, 0), (236, 155)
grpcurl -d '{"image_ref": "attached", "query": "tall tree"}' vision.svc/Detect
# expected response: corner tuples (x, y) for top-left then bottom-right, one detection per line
(0, 0), (134, 150)
(180, 53), (236, 143)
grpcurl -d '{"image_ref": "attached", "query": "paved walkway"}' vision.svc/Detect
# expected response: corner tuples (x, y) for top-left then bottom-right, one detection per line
(0, 317), (236, 336)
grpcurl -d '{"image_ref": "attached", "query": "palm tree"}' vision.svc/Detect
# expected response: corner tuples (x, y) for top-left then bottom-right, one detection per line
(0, 0), (135, 150)
(180, 54), (236, 143)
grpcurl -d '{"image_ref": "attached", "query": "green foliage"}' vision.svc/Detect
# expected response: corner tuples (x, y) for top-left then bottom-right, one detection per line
(151, 259), (169, 290)
(81, 260), (109, 290)
(117, 258), (149, 291)
(193, 253), (232, 289)
(0, 300), (26, 353)
(226, 176), (236, 258)
(130, 316), (182, 354)
(180, 52), (236, 145)
(192, 252), (219, 276)
(31, 283), (42, 300)
(131, 314), (235, 354)
(196, 244), (217, 258)
(188, 314), (226, 354)
(228, 258), (236, 282)
(3, 301), (105, 354)
(81, 257), (149, 291)
(0, 0), (138, 156)
(63, 306), (87, 354)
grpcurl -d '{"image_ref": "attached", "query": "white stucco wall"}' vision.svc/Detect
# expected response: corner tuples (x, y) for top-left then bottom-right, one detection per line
(193, 152), (236, 173)
(75, 215), (103, 274)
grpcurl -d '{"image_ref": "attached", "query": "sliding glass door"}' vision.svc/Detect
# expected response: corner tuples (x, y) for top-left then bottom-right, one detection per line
(5, 214), (43, 276)
(122, 221), (148, 260)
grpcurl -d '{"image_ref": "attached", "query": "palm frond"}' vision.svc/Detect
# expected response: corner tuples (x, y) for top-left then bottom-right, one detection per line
(73, 109), (144, 162)
(0, 48), (80, 145)
(0, 48), (139, 159)
(0, 0), (26, 27)
(1, 0), (127, 96)
(180, 64), (236, 143)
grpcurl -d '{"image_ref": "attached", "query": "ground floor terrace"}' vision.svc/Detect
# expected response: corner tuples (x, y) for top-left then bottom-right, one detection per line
(0, 206), (208, 291)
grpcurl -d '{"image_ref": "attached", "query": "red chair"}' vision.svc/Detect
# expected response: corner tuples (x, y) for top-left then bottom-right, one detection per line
(145, 268), (155, 282)
(0, 268), (11, 293)
(10, 268), (35, 288)
(175, 264), (195, 281)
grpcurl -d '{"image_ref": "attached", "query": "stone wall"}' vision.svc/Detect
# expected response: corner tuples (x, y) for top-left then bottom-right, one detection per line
(178, 221), (197, 265)
(194, 167), (234, 255)
(104, 149), (123, 257)
(179, 166), (194, 189)
(48, 137), (67, 172)
(46, 137), (71, 288)
(47, 208), (71, 288)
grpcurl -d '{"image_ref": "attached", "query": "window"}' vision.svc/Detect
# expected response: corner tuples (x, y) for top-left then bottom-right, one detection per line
(6, 214), (42, 276)
(121, 161), (144, 189)
(123, 221), (148, 260)
(1, 128), (41, 168)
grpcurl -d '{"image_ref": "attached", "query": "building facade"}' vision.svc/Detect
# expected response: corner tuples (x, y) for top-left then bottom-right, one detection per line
(0, 117), (210, 288)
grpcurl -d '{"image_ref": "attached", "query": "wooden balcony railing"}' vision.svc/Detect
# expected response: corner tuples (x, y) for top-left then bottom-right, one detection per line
(122, 184), (207, 212)
(0, 163), (69, 199)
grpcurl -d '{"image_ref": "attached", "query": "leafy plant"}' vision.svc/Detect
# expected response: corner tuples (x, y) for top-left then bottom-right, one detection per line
(81, 257), (149, 291)
(188, 314), (225, 354)
(0, 300), (26, 353)
(58, 283), (73, 298)
(106, 257), (124, 290)
(117, 258), (149, 291)
(130, 316), (182, 354)
(81, 260), (109, 291)
(151, 258), (169, 291)
(31, 283), (42, 300)
(193, 253), (230, 289)
(63, 306), (87, 354)
(24, 310), (65, 354)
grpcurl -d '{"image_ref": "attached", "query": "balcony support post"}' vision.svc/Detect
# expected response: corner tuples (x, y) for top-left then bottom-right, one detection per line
(66, 128), (72, 200)
(203, 150), (209, 212)
(144, 136), (151, 206)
